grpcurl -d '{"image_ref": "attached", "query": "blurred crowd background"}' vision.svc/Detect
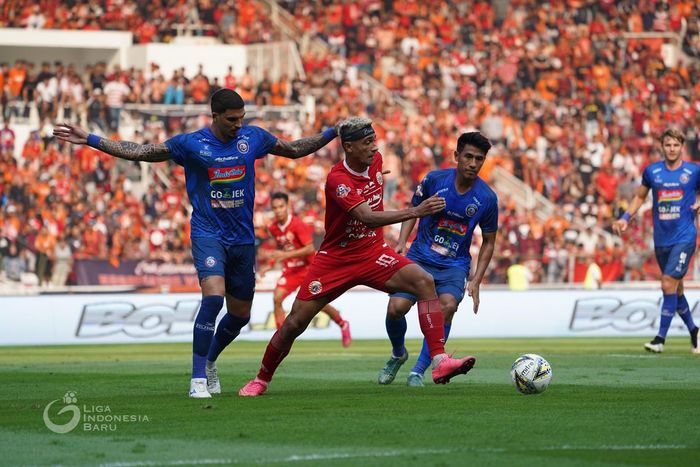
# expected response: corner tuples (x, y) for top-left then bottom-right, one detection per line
(1, 0), (700, 289)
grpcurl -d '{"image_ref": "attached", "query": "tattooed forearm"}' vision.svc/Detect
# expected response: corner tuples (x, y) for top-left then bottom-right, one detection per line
(270, 133), (331, 159)
(97, 139), (172, 162)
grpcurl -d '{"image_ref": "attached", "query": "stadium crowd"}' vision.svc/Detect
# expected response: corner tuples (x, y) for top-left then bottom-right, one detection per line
(2, 0), (700, 287)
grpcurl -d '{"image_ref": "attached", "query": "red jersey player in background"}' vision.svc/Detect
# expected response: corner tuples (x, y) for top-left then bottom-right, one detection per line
(239, 117), (477, 397)
(260, 192), (351, 347)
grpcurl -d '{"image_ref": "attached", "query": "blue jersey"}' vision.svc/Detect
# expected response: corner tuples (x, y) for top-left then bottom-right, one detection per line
(407, 169), (498, 272)
(165, 126), (277, 245)
(642, 160), (700, 247)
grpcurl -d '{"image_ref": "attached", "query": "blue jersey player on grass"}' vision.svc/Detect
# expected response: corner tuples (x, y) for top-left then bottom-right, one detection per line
(53, 89), (340, 397)
(378, 131), (499, 387)
(614, 128), (700, 355)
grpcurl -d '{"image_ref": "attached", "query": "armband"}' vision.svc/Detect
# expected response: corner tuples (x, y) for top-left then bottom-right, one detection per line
(86, 134), (102, 149)
(322, 127), (337, 141)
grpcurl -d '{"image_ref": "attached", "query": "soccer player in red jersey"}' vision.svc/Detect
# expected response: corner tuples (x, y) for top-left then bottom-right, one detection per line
(239, 117), (476, 396)
(262, 192), (351, 346)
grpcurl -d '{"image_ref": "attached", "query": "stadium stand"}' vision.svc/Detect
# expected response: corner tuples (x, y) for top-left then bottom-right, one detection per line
(1, 0), (700, 289)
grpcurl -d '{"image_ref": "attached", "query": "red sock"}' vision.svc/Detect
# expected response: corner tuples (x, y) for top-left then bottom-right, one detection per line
(256, 331), (292, 382)
(417, 298), (445, 358)
(332, 314), (344, 326)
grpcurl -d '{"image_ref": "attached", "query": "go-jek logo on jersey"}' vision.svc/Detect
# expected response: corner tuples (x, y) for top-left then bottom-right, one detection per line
(658, 189), (683, 203)
(208, 165), (246, 184)
(437, 218), (467, 237)
(43, 391), (81, 434)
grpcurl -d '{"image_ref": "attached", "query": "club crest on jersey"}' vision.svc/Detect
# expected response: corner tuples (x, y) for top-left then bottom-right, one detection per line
(466, 204), (478, 217)
(237, 140), (249, 154)
(680, 173), (689, 184)
(205, 256), (216, 268)
(308, 280), (323, 295)
(336, 184), (350, 198)
(376, 171), (383, 186)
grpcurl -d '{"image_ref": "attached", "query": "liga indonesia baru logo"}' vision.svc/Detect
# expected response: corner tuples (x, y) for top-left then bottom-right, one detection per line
(43, 391), (150, 434)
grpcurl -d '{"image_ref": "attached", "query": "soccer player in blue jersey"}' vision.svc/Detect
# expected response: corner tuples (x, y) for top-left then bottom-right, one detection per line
(53, 88), (341, 397)
(614, 128), (700, 355)
(378, 131), (499, 387)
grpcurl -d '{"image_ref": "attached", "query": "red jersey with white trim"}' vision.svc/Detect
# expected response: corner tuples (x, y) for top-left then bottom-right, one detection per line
(268, 215), (313, 271)
(319, 152), (385, 258)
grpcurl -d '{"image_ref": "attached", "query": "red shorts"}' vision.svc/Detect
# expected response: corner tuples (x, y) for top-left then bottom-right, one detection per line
(275, 267), (308, 299)
(296, 244), (413, 302)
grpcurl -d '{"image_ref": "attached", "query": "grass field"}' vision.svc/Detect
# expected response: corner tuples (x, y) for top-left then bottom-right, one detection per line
(1, 337), (699, 467)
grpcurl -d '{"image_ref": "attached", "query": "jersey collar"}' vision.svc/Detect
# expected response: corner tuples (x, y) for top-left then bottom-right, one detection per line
(343, 159), (370, 178)
(277, 214), (293, 231)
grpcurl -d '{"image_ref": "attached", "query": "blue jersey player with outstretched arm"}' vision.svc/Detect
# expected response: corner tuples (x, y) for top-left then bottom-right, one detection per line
(614, 128), (700, 355)
(378, 131), (499, 387)
(53, 89), (340, 397)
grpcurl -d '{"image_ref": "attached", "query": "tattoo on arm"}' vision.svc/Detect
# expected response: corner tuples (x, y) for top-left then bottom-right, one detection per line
(269, 133), (329, 159)
(98, 139), (172, 162)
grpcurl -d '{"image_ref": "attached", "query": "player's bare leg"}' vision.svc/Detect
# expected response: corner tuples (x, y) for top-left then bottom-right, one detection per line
(384, 264), (476, 384)
(239, 296), (330, 396)
(321, 303), (351, 347)
(272, 287), (289, 330)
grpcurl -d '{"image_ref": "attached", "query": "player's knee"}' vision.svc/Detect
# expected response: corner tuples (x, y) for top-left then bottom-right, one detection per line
(442, 305), (457, 323)
(414, 271), (435, 296)
(661, 276), (679, 294)
(387, 301), (409, 320)
(280, 312), (308, 339)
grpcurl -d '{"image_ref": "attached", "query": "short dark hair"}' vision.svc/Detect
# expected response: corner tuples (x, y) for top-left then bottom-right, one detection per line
(271, 192), (289, 204)
(210, 88), (244, 114)
(457, 132), (492, 155)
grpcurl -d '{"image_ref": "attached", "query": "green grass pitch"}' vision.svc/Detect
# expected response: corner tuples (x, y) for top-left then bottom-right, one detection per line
(1, 338), (699, 466)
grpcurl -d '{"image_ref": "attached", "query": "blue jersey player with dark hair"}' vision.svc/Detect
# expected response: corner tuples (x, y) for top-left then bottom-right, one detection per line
(53, 88), (340, 397)
(378, 131), (499, 387)
(614, 128), (700, 355)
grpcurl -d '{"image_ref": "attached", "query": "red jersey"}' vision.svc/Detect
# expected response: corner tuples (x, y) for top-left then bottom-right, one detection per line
(268, 215), (314, 271)
(320, 153), (385, 258)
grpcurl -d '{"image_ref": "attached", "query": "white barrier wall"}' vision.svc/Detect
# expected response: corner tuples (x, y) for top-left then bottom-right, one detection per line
(0, 289), (698, 346)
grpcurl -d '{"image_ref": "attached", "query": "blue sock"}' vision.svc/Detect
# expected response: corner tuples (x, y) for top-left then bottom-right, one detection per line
(658, 294), (678, 339)
(412, 324), (452, 375)
(385, 316), (407, 357)
(677, 295), (697, 332)
(192, 295), (224, 378)
(207, 313), (250, 362)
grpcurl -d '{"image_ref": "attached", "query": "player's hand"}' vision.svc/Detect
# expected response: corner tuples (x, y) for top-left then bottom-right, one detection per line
(395, 241), (407, 255)
(268, 250), (285, 261)
(692, 201), (700, 212)
(612, 219), (628, 236)
(415, 194), (445, 217)
(467, 281), (480, 314)
(53, 122), (89, 145)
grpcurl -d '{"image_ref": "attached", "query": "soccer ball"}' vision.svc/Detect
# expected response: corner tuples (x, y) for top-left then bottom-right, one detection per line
(511, 354), (552, 395)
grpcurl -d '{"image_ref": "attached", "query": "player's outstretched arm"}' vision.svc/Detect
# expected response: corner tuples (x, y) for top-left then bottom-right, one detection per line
(53, 123), (172, 163)
(613, 185), (649, 235)
(268, 128), (337, 160)
(350, 194), (445, 229)
(467, 231), (497, 314)
(395, 218), (417, 254)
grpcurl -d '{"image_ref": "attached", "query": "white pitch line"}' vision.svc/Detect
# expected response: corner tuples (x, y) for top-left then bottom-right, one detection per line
(607, 354), (685, 359)
(97, 444), (690, 467)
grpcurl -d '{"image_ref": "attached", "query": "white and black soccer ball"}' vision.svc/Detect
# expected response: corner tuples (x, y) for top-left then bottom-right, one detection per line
(511, 354), (552, 395)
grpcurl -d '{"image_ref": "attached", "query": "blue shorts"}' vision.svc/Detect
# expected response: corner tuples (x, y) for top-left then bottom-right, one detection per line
(191, 237), (256, 300)
(390, 260), (468, 304)
(655, 243), (696, 279)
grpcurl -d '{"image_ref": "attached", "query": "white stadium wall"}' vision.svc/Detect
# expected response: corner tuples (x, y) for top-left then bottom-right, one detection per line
(0, 289), (698, 346)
